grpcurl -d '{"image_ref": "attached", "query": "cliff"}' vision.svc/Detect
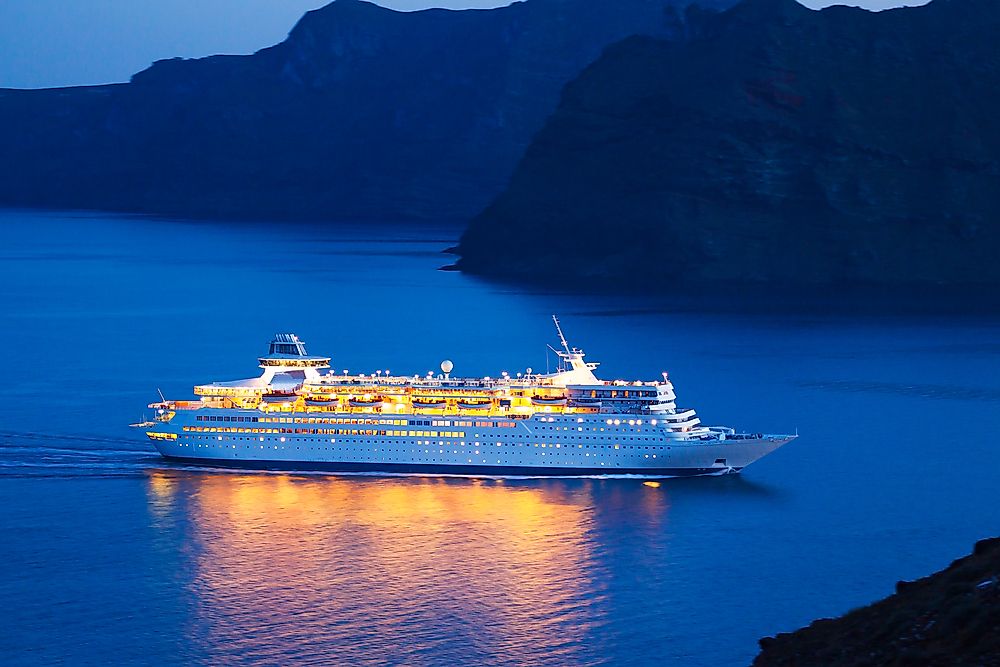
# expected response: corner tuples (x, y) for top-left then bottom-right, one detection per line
(0, 0), (736, 221)
(457, 0), (1000, 288)
(754, 537), (1000, 666)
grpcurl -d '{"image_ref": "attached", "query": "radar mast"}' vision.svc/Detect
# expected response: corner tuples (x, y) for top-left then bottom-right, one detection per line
(546, 315), (600, 386)
(552, 314), (571, 354)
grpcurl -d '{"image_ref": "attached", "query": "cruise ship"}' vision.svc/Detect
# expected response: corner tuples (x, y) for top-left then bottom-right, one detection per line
(139, 319), (796, 477)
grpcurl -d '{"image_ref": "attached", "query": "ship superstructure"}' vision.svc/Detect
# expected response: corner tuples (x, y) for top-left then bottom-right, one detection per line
(140, 320), (795, 477)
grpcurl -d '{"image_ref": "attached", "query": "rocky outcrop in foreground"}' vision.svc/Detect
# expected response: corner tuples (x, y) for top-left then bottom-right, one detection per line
(457, 0), (1000, 288)
(754, 537), (1000, 666)
(0, 0), (735, 221)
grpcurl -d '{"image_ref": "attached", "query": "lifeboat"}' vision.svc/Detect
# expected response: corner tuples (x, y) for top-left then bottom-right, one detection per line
(349, 396), (384, 408)
(569, 397), (602, 407)
(456, 400), (491, 410)
(530, 395), (568, 406)
(305, 396), (337, 407)
(262, 392), (298, 404)
(412, 397), (447, 409)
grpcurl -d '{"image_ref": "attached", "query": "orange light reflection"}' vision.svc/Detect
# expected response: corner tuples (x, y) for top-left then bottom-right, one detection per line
(145, 471), (629, 665)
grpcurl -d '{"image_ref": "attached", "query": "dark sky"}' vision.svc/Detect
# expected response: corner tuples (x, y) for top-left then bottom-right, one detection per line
(0, 0), (932, 89)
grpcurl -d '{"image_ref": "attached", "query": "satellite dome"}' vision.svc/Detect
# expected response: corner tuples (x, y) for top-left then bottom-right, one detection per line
(441, 360), (454, 374)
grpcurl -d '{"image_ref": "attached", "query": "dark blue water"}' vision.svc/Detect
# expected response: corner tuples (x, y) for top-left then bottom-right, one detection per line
(1, 210), (999, 666)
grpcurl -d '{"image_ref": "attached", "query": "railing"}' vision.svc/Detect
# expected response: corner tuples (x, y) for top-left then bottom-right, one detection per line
(309, 376), (668, 391)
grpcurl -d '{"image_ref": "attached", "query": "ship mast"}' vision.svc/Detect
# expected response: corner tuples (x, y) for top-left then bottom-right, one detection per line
(545, 315), (600, 386)
(552, 314), (571, 354)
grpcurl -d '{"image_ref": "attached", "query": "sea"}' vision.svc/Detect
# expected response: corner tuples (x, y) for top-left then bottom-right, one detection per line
(1, 209), (998, 666)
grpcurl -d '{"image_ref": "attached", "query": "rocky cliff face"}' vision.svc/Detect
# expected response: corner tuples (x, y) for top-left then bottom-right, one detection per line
(457, 0), (1000, 288)
(0, 0), (736, 221)
(754, 537), (1000, 666)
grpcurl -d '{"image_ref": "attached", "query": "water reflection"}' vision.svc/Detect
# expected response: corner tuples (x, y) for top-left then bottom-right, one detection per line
(145, 471), (666, 666)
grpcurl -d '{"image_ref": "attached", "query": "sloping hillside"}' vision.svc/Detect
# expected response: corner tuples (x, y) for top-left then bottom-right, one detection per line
(457, 0), (1000, 288)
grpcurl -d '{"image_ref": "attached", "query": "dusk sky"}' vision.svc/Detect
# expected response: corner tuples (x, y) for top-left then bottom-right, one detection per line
(0, 0), (932, 89)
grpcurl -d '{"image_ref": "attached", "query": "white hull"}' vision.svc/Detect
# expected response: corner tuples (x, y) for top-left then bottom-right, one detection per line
(149, 410), (794, 477)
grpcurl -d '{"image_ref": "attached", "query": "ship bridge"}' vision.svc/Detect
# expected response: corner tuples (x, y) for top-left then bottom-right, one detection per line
(257, 333), (330, 384)
(259, 333), (330, 371)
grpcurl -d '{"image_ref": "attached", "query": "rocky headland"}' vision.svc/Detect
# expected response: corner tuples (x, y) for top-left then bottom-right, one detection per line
(0, 0), (735, 221)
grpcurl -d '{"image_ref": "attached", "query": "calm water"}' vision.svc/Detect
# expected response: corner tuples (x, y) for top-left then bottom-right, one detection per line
(1, 210), (999, 666)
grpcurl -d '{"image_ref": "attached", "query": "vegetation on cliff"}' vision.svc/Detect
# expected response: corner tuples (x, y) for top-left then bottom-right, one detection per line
(754, 537), (1000, 666)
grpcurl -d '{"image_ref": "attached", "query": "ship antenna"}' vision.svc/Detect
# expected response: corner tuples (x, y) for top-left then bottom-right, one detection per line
(546, 344), (565, 372)
(156, 387), (166, 403)
(552, 315), (571, 354)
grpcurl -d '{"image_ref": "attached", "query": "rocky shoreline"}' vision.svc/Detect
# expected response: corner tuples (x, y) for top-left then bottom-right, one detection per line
(754, 537), (1000, 666)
